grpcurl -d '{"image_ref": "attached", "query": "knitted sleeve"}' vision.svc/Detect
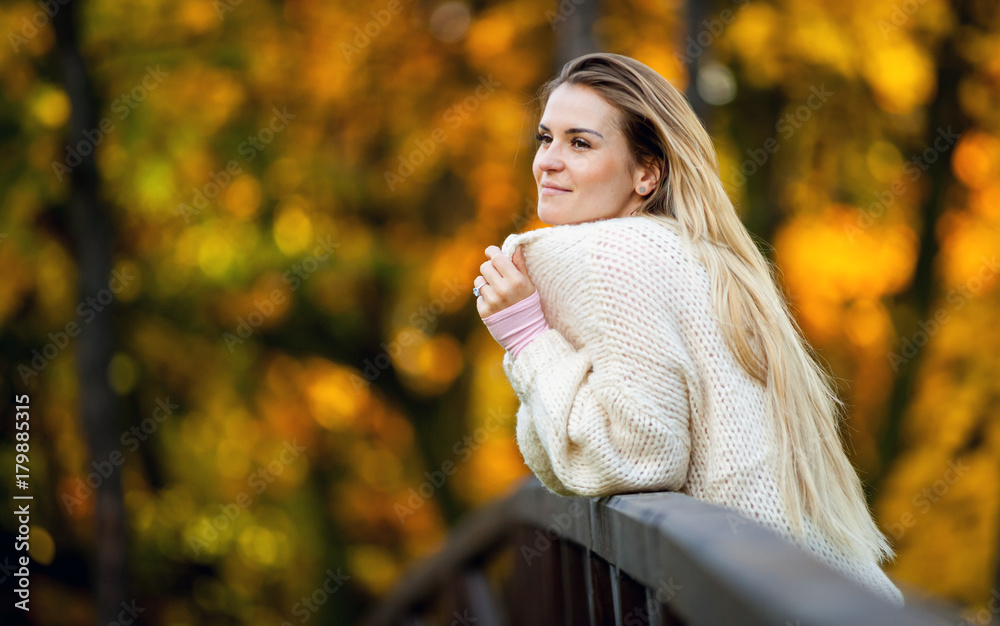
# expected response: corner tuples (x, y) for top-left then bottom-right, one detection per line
(501, 226), (696, 498)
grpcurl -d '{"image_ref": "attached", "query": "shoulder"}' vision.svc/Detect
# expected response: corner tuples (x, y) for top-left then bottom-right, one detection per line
(504, 216), (686, 262)
(583, 216), (687, 264)
(580, 217), (703, 295)
(503, 216), (704, 297)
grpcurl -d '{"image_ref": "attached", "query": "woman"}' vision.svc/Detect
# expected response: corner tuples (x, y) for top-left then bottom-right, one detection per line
(472, 53), (905, 607)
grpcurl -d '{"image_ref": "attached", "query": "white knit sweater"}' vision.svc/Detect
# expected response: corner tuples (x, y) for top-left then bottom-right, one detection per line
(497, 215), (905, 607)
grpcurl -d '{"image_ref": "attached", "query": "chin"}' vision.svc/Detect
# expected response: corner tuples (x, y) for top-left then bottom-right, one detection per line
(539, 212), (576, 226)
(536, 204), (560, 226)
(540, 212), (608, 227)
(538, 196), (627, 225)
(538, 201), (583, 226)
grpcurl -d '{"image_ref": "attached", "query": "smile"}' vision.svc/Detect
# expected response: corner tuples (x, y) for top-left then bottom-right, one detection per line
(540, 185), (571, 196)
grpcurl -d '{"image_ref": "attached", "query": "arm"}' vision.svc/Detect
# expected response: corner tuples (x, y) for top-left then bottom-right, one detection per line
(482, 290), (550, 360)
(501, 229), (696, 497)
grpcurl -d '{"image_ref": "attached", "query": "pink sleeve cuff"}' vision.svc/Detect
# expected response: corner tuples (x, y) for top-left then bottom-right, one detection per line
(482, 290), (550, 359)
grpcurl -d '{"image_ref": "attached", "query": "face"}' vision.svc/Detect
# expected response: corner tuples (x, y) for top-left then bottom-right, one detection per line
(532, 83), (656, 225)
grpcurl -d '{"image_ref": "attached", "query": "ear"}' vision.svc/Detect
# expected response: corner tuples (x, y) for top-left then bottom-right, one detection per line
(633, 158), (661, 196)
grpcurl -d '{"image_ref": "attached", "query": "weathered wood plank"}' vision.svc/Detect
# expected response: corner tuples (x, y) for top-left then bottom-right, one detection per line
(461, 567), (506, 626)
(618, 568), (651, 626)
(560, 539), (590, 625)
(363, 476), (963, 626)
(590, 552), (616, 626)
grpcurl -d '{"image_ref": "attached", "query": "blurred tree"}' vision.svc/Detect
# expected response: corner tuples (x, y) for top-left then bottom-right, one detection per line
(552, 0), (600, 68)
(51, 1), (125, 623)
(872, 0), (976, 493)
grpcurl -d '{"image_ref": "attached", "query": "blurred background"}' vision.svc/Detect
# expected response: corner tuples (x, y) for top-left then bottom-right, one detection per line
(1, 0), (999, 623)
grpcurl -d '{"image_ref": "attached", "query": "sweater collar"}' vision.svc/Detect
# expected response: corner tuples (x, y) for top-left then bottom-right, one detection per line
(499, 215), (665, 260)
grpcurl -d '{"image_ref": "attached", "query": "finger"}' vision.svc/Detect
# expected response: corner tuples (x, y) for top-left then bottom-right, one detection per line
(476, 295), (490, 317)
(480, 259), (503, 287)
(486, 246), (520, 279)
(511, 247), (527, 273)
(477, 281), (501, 313)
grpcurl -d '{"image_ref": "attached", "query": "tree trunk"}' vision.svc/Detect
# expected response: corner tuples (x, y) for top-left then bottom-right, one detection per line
(552, 0), (600, 70)
(51, 2), (126, 623)
(683, 0), (710, 123)
(872, 0), (974, 495)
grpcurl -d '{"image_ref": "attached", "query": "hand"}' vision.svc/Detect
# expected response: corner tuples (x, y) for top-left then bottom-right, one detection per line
(475, 245), (536, 318)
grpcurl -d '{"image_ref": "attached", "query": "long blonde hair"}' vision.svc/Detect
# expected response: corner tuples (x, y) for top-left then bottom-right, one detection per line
(535, 52), (894, 565)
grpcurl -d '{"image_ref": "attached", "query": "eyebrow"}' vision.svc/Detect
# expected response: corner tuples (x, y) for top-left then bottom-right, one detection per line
(538, 123), (604, 139)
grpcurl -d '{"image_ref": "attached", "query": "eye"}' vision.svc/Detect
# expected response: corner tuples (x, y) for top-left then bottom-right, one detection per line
(534, 132), (551, 144)
(571, 137), (591, 150)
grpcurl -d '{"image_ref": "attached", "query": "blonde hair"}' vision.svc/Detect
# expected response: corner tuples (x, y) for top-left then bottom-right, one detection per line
(535, 52), (894, 565)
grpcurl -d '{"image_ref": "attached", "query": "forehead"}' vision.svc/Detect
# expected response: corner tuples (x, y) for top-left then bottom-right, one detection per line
(540, 83), (618, 132)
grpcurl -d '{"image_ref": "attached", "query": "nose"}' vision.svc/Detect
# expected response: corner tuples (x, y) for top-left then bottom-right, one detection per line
(535, 141), (565, 173)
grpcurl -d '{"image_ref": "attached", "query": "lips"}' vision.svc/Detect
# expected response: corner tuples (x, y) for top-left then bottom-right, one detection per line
(540, 183), (571, 195)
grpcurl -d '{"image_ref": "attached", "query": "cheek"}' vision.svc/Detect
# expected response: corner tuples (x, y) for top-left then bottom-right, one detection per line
(586, 159), (627, 195)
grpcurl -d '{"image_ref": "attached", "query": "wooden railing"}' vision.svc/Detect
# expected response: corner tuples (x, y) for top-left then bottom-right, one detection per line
(363, 476), (966, 626)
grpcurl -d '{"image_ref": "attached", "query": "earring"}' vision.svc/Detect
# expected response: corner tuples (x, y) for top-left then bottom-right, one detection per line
(639, 187), (646, 193)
